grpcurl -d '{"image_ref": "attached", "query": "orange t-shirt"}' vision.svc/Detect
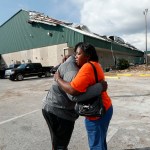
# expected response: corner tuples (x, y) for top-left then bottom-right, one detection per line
(70, 61), (112, 120)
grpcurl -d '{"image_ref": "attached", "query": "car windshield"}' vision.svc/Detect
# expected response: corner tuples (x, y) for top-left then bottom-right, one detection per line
(17, 64), (27, 69)
(9, 64), (20, 68)
(9, 64), (14, 68)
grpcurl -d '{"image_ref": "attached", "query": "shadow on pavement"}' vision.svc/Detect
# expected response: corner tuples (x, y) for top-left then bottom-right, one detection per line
(18, 76), (53, 82)
(111, 93), (150, 98)
(125, 147), (150, 150)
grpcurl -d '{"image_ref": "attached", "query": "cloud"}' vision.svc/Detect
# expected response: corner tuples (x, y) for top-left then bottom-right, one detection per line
(77, 0), (150, 51)
(1, 0), (149, 51)
(122, 33), (150, 51)
(29, 0), (79, 24)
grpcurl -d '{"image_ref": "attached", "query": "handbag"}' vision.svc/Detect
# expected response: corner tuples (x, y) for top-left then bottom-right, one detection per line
(75, 62), (105, 117)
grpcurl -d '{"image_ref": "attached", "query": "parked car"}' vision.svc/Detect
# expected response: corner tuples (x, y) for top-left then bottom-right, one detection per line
(0, 64), (21, 79)
(0, 69), (5, 79)
(9, 63), (53, 81)
(50, 64), (60, 74)
(5, 64), (21, 78)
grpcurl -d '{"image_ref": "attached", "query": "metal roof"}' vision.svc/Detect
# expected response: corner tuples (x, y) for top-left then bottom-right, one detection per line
(28, 11), (73, 26)
(27, 10), (108, 42)
(0, 9), (143, 55)
(27, 10), (142, 52)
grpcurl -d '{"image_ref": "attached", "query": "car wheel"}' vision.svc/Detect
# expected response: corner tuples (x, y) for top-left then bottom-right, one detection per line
(45, 71), (51, 77)
(38, 74), (42, 78)
(9, 77), (15, 81)
(16, 74), (24, 81)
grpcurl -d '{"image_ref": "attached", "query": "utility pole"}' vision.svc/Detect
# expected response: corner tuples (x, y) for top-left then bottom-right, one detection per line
(143, 9), (148, 66)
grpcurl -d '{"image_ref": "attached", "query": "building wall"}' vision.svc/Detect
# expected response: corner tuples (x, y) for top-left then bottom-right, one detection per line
(0, 10), (144, 69)
(147, 53), (150, 64)
(1, 43), (67, 67)
(1, 43), (145, 71)
(97, 48), (144, 70)
(0, 10), (84, 55)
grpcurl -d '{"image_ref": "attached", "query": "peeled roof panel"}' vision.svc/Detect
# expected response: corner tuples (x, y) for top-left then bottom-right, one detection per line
(62, 24), (107, 42)
(28, 11), (72, 26)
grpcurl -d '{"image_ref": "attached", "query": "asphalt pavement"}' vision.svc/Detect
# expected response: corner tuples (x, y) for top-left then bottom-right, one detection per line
(0, 76), (150, 150)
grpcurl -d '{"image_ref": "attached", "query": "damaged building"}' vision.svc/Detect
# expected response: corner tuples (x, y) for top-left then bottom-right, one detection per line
(0, 9), (144, 70)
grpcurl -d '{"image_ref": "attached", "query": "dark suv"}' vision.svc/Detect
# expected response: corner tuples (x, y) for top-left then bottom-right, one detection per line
(5, 64), (21, 78)
(0, 64), (20, 79)
(9, 63), (53, 81)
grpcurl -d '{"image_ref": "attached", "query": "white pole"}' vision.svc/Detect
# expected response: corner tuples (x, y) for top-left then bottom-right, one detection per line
(143, 9), (148, 66)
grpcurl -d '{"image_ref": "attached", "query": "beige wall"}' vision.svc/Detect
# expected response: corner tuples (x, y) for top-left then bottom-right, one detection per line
(96, 48), (142, 70)
(1, 43), (68, 67)
(1, 44), (144, 69)
(147, 54), (150, 64)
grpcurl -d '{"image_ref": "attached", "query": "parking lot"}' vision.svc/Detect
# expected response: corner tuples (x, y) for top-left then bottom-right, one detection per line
(0, 76), (150, 150)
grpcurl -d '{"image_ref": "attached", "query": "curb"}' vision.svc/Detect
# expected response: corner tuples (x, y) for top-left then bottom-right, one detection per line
(139, 74), (150, 77)
(105, 74), (150, 78)
(105, 76), (120, 79)
(117, 74), (132, 76)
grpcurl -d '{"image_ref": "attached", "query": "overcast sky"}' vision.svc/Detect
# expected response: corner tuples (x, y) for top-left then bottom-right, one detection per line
(0, 0), (150, 51)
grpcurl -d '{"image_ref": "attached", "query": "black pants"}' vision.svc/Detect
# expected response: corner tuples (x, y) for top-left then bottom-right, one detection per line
(42, 109), (75, 150)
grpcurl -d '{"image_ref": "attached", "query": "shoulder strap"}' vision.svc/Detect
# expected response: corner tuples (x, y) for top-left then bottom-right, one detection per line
(88, 62), (98, 83)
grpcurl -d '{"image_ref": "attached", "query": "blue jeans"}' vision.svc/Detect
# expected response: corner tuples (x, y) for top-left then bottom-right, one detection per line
(85, 106), (113, 150)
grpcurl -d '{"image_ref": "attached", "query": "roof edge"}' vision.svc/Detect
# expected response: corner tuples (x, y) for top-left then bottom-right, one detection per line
(0, 9), (25, 27)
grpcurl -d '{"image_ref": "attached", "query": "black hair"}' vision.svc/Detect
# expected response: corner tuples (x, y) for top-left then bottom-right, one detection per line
(74, 42), (83, 53)
(74, 42), (99, 62)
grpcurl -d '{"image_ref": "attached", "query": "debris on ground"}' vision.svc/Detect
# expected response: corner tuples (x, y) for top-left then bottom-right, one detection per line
(110, 64), (150, 74)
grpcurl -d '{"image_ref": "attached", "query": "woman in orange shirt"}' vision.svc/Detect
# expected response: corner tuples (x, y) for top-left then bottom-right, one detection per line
(54, 42), (113, 150)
